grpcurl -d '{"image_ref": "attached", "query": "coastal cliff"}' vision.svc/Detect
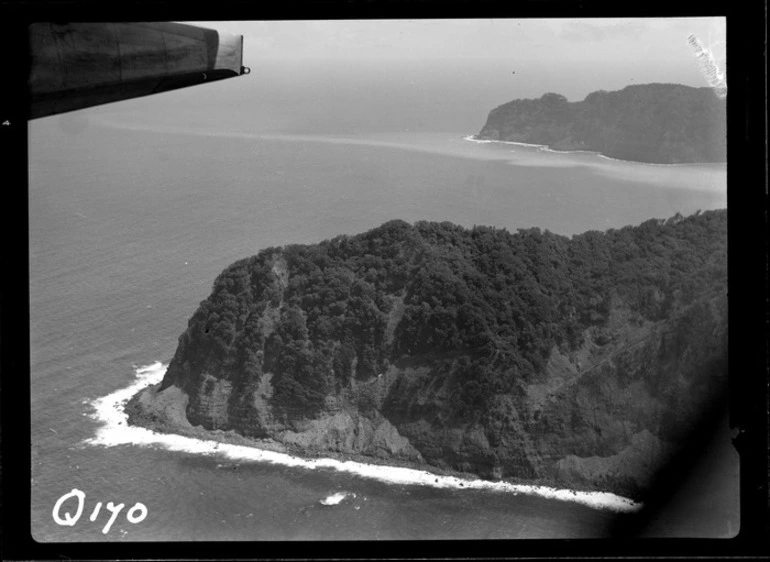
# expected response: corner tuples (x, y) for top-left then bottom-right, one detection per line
(127, 211), (727, 500)
(476, 83), (726, 164)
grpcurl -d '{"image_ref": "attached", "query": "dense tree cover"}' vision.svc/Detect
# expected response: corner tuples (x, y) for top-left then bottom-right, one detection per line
(162, 210), (726, 422)
(478, 84), (726, 164)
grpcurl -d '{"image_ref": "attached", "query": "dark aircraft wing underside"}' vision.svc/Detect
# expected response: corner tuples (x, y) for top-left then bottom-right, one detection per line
(29, 22), (248, 119)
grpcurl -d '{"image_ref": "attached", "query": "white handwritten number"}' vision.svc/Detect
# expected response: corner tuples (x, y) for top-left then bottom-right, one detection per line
(126, 502), (148, 524)
(102, 502), (125, 534)
(52, 489), (148, 534)
(52, 488), (85, 526)
(89, 501), (103, 521)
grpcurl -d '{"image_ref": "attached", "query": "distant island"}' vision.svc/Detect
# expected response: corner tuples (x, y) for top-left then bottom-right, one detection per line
(127, 211), (727, 500)
(475, 83), (726, 164)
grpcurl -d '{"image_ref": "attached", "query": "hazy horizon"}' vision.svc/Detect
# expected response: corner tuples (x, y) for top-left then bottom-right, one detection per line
(191, 18), (726, 101)
(48, 18), (726, 137)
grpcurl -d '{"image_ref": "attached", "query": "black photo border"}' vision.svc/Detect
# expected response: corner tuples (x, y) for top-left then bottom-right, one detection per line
(1, 0), (767, 559)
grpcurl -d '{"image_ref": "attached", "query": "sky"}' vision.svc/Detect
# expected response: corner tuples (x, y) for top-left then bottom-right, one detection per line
(190, 18), (725, 69)
(82, 18), (726, 135)
(181, 18), (726, 105)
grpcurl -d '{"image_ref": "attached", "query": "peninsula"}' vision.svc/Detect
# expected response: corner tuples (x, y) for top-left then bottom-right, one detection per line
(127, 210), (727, 500)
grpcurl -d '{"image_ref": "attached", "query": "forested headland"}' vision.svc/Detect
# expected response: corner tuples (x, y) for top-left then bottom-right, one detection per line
(129, 210), (727, 500)
(476, 83), (726, 164)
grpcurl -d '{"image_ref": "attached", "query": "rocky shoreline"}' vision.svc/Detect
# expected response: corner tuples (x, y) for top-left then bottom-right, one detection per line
(125, 380), (642, 506)
(132, 214), (725, 508)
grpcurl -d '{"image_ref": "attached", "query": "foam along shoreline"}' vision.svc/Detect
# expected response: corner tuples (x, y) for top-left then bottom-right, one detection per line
(95, 118), (721, 172)
(465, 134), (727, 194)
(85, 362), (642, 514)
(93, 119), (518, 165)
(320, 492), (351, 506)
(465, 134), (724, 167)
(93, 119), (724, 193)
(463, 134), (552, 150)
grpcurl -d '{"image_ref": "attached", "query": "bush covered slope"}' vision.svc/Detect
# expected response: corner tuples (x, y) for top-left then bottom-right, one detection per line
(137, 210), (727, 499)
(477, 84), (726, 164)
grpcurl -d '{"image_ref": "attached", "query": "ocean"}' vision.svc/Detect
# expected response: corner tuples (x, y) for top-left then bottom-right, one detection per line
(28, 68), (734, 541)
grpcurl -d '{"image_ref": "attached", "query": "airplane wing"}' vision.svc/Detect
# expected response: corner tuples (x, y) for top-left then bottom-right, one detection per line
(29, 22), (249, 119)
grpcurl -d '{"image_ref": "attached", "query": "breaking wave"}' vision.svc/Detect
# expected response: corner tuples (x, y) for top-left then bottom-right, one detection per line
(85, 363), (642, 514)
(465, 134), (721, 168)
(319, 492), (351, 506)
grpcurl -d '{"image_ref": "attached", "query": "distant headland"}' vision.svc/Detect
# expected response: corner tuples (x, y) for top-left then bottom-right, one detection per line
(475, 83), (726, 164)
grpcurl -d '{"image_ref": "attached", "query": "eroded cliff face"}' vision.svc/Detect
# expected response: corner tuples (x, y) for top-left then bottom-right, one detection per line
(128, 212), (727, 499)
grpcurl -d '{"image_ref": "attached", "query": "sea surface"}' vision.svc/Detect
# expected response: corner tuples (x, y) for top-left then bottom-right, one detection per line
(28, 74), (735, 541)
